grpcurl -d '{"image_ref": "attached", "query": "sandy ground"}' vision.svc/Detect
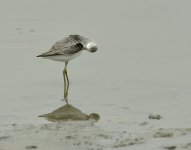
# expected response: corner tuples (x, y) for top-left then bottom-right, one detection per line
(1, 121), (191, 150)
(1, 0), (191, 150)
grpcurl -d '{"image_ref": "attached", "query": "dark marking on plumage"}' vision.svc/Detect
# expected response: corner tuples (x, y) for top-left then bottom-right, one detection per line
(64, 43), (83, 54)
(69, 35), (81, 42)
(36, 43), (84, 57)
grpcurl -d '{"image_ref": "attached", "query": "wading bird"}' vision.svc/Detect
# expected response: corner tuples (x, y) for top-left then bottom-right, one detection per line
(37, 35), (98, 104)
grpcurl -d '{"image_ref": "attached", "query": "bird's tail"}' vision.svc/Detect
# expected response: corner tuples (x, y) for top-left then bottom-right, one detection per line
(36, 53), (45, 57)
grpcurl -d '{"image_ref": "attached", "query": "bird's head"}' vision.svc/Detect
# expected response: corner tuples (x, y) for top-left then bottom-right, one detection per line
(85, 42), (98, 53)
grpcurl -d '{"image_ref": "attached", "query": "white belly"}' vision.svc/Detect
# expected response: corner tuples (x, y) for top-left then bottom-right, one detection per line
(44, 51), (82, 62)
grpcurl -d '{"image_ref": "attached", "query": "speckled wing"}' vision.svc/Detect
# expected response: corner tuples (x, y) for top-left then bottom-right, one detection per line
(37, 35), (84, 57)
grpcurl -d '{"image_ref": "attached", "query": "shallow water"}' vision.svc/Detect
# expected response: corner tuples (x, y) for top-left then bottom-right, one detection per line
(0, 0), (191, 149)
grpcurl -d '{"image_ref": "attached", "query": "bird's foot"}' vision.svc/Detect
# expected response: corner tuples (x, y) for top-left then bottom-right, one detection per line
(64, 98), (69, 105)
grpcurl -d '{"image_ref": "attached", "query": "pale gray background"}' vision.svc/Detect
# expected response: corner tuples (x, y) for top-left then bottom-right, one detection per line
(0, 0), (191, 125)
(1, 0), (191, 149)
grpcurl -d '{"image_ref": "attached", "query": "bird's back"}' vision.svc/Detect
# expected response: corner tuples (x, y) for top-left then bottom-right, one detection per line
(37, 35), (86, 62)
(37, 35), (96, 62)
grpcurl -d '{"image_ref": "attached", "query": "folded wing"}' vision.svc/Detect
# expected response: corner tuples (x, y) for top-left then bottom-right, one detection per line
(37, 35), (84, 57)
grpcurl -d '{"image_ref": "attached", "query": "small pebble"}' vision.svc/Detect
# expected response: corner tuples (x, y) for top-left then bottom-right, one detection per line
(149, 114), (162, 120)
(153, 131), (173, 138)
(25, 145), (38, 149)
(164, 146), (176, 150)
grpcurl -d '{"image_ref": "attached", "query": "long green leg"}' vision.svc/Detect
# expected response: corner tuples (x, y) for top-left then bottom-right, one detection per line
(63, 61), (69, 104)
(65, 63), (69, 100)
(63, 67), (67, 102)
